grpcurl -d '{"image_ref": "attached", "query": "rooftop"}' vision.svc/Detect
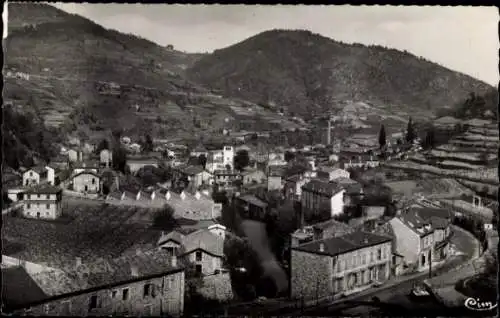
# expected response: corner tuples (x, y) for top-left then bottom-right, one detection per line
(397, 212), (434, 237)
(1, 266), (48, 309)
(294, 231), (392, 256)
(175, 164), (205, 176)
(180, 229), (225, 257)
(301, 179), (344, 197)
(237, 194), (268, 208)
(23, 185), (62, 195)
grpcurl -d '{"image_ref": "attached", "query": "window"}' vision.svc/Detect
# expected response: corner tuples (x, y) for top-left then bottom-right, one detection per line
(46, 204), (50, 209)
(195, 264), (202, 274)
(88, 295), (98, 311)
(195, 251), (202, 262)
(92, 178), (95, 185)
(377, 249), (382, 260)
(122, 288), (129, 300)
(370, 251), (374, 262)
(27, 204), (31, 209)
(143, 283), (152, 298)
(44, 304), (50, 314)
(362, 253), (366, 265)
(30, 172), (33, 177)
(111, 290), (117, 298)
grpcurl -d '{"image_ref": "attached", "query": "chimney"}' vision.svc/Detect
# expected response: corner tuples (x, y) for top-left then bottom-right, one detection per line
(75, 257), (82, 268)
(130, 265), (139, 277)
(319, 243), (325, 252)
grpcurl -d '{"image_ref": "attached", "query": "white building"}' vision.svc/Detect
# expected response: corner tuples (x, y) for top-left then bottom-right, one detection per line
(22, 166), (55, 187)
(206, 146), (234, 173)
(22, 186), (63, 220)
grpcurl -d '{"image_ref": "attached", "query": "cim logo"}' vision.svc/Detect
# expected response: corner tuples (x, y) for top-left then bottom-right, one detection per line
(464, 297), (498, 311)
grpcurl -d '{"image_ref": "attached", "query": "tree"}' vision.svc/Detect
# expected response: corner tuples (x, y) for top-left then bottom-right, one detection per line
(405, 117), (416, 144)
(198, 154), (207, 169)
(112, 146), (127, 173)
(95, 139), (109, 154)
(152, 204), (177, 230)
(234, 149), (250, 171)
(423, 127), (435, 149)
(378, 124), (387, 149)
(284, 151), (295, 162)
(143, 134), (154, 153)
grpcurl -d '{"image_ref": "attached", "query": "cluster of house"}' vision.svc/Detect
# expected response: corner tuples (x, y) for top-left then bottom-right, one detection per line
(289, 198), (454, 301)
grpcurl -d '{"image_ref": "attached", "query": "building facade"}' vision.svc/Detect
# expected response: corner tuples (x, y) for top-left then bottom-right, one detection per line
(22, 186), (63, 220)
(72, 171), (101, 194)
(301, 180), (346, 222)
(100, 149), (113, 169)
(291, 231), (392, 301)
(206, 146), (234, 173)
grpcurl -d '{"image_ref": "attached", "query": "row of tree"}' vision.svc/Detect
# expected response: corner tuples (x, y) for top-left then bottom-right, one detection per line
(378, 117), (417, 150)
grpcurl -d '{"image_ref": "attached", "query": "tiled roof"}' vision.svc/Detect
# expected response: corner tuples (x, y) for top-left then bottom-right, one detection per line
(301, 179), (344, 197)
(24, 165), (47, 175)
(311, 218), (353, 233)
(23, 185), (62, 195)
(180, 229), (224, 257)
(71, 170), (101, 180)
(176, 164), (205, 175)
(158, 230), (185, 245)
(237, 194), (268, 208)
(397, 212), (434, 237)
(294, 231), (391, 256)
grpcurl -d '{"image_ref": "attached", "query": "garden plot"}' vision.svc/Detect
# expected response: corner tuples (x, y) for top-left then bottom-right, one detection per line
(438, 160), (483, 170)
(457, 179), (498, 197)
(460, 134), (498, 142)
(430, 150), (482, 162)
(385, 180), (421, 197)
(382, 161), (498, 185)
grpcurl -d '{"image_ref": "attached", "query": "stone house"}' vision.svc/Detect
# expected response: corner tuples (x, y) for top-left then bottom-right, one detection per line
(316, 167), (350, 182)
(22, 166), (47, 187)
(301, 179), (346, 222)
(22, 185), (63, 220)
(291, 231), (392, 301)
(67, 149), (83, 163)
(240, 168), (266, 185)
(388, 212), (435, 272)
(158, 229), (226, 276)
(172, 165), (211, 189)
(71, 171), (101, 194)
(234, 194), (269, 221)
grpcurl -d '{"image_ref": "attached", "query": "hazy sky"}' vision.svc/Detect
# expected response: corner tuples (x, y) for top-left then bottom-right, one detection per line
(35, 4), (500, 85)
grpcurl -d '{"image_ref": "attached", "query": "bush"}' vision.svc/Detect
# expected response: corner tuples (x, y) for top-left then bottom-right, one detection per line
(152, 204), (177, 230)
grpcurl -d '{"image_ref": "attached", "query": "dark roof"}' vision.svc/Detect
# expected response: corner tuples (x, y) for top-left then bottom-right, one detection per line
(301, 179), (344, 197)
(237, 194), (268, 208)
(1, 266), (48, 308)
(397, 212), (434, 237)
(73, 160), (100, 168)
(293, 231), (392, 257)
(176, 164), (205, 175)
(311, 218), (353, 233)
(24, 165), (47, 175)
(23, 185), (62, 195)
(71, 170), (101, 180)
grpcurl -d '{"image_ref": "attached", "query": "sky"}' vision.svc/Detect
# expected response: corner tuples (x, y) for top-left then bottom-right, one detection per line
(9, 3), (500, 85)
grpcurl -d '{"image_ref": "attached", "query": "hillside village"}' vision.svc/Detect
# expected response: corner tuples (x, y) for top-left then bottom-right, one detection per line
(3, 107), (498, 316)
(2, 3), (499, 318)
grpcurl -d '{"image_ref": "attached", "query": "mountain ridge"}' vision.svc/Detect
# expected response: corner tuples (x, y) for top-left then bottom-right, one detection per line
(186, 29), (493, 119)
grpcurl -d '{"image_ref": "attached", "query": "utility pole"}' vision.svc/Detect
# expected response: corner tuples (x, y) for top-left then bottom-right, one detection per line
(428, 248), (432, 278)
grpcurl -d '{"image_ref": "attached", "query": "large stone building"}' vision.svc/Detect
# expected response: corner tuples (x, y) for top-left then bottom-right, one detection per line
(301, 179), (346, 222)
(71, 171), (101, 194)
(291, 231), (392, 301)
(22, 185), (63, 220)
(206, 146), (234, 173)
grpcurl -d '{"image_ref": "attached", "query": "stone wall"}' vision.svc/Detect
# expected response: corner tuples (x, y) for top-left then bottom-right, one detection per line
(290, 250), (332, 301)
